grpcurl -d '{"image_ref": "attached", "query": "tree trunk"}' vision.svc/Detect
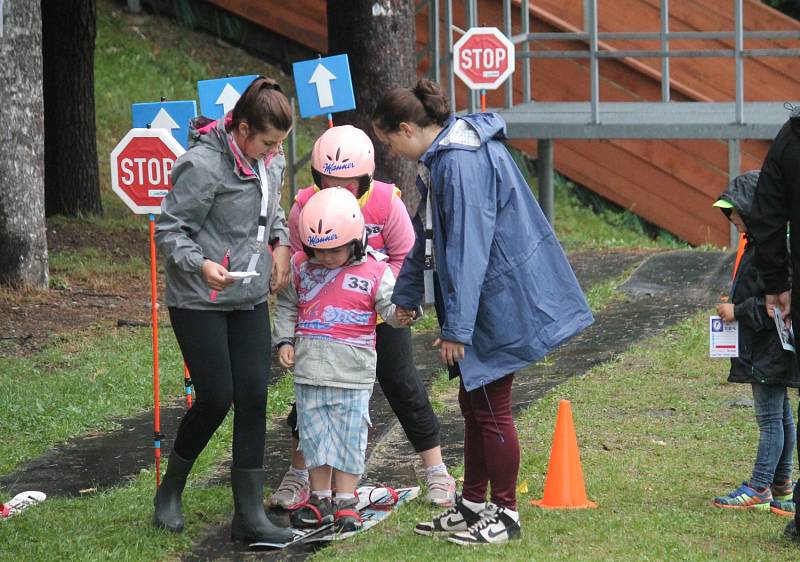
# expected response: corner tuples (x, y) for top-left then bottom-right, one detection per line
(0, 0), (48, 288)
(42, 0), (102, 217)
(327, 0), (419, 213)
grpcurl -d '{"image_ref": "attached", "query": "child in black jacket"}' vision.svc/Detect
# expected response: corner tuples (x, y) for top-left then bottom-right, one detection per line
(712, 171), (800, 512)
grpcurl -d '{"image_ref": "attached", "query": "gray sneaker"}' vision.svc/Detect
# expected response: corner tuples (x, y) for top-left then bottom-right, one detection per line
(267, 469), (310, 510)
(425, 472), (456, 507)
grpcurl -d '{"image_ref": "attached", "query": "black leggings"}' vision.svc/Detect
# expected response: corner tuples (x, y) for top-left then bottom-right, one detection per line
(169, 302), (271, 468)
(288, 323), (441, 453)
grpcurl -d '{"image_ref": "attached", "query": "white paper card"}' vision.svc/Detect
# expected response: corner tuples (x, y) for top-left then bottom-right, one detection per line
(710, 315), (738, 357)
(772, 306), (795, 353)
(226, 271), (260, 279)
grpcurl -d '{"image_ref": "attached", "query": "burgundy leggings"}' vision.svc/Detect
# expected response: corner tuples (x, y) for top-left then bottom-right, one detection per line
(458, 374), (519, 511)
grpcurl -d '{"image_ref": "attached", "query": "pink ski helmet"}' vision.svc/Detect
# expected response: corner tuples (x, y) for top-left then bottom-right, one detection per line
(299, 187), (367, 258)
(311, 125), (375, 196)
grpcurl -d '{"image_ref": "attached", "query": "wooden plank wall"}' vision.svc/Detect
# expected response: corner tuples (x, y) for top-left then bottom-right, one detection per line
(209, 0), (800, 246)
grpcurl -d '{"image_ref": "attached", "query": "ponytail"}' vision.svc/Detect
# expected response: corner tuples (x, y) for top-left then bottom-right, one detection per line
(373, 79), (451, 133)
(228, 76), (292, 134)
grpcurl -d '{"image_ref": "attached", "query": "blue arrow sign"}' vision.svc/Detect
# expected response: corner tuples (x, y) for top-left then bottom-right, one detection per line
(197, 75), (258, 120)
(131, 100), (197, 150)
(292, 55), (356, 118)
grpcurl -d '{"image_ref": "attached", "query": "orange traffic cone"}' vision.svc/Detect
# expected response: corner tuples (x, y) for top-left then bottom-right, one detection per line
(531, 399), (597, 509)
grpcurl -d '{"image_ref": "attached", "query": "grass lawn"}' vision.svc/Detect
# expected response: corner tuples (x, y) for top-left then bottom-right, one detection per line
(7, 310), (796, 560)
(313, 312), (799, 561)
(0, 3), (755, 561)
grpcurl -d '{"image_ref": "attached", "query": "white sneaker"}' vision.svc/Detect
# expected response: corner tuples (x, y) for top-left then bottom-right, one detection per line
(1, 491), (46, 519)
(447, 504), (522, 546)
(414, 495), (483, 536)
(267, 469), (310, 510)
(425, 472), (456, 507)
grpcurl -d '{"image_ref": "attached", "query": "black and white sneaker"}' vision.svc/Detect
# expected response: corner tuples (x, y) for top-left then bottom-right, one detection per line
(447, 505), (522, 546)
(414, 496), (483, 536)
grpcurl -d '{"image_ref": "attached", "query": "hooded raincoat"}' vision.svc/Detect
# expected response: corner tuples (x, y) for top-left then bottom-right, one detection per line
(716, 172), (800, 387)
(748, 110), (800, 334)
(392, 113), (594, 391)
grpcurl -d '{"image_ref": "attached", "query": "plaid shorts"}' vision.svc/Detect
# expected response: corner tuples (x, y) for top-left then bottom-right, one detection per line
(295, 384), (372, 475)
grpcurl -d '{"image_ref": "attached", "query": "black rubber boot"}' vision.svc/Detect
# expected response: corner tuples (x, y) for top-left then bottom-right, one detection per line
(230, 467), (293, 543)
(153, 452), (195, 532)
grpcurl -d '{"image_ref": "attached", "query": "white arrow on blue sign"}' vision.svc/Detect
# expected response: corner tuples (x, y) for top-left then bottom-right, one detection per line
(197, 75), (258, 120)
(292, 55), (355, 118)
(131, 101), (197, 150)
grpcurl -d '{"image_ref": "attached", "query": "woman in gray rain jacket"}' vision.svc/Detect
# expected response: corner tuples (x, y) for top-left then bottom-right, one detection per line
(153, 77), (292, 544)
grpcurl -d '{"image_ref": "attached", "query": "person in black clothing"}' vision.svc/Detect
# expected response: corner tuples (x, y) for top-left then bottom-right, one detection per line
(711, 171), (799, 511)
(746, 106), (800, 539)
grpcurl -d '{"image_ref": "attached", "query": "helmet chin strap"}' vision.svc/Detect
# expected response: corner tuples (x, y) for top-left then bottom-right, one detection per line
(304, 239), (366, 262)
(356, 176), (373, 198)
(311, 168), (373, 199)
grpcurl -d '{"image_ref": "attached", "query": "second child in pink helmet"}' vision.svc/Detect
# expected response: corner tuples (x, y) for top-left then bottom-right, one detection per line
(311, 125), (375, 197)
(298, 188), (367, 265)
(273, 187), (403, 534)
(270, 124), (454, 514)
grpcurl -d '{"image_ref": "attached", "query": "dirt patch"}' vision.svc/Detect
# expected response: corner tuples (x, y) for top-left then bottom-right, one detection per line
(1, 239), (652, 359)
(0, 220), (160, 357)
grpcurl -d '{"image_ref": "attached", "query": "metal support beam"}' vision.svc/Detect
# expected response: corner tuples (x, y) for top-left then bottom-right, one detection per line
(446, 0), (455, 112)
(538, 139), (555, 224)
(588, 0), (599, 124)
(431, 0), (440, 83)
(660, 0), (670, 102)
(734, 0), (744, 124)
(521, 0), (531, 103)
(727, 139), (740, 248)
(503, 0), (513, 109)
(467, 0), (478, 114)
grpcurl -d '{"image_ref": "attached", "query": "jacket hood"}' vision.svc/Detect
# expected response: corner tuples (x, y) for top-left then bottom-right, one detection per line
(188, 114), (228, 152)
(459, 113), (507, 143)
(717, 170), (759, 221)
(421, 113), (507, 164)
(791, 103), (800, 136)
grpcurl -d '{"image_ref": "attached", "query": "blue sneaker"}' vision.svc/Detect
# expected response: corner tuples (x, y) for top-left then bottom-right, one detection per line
(713, 481), (772, 509)
(770, 499), (795, 517)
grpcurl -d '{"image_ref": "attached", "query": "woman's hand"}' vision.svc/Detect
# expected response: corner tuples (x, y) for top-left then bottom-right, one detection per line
(202, 259), (235, 291)
(278, 344), (295, 368)
(716, 302), (735, 323)
(271, 245), (291, 294)
(396, 306), (416, 326)
(433, 338), (465, 366)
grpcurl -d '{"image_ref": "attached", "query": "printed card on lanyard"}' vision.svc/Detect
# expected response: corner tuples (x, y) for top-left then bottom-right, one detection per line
(242, 158), (269, 284)
(417, 163), (435, 305)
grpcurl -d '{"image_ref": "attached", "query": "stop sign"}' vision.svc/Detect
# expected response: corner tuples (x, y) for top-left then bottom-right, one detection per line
(109, 128), (185, 214)
(453, 27), (515, 90)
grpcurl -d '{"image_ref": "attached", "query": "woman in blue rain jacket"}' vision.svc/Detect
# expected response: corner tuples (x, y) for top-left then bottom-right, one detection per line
(373, 79), (593, 546)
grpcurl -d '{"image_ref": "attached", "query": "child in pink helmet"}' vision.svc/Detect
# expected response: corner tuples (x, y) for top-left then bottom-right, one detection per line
(272, 187), (405, 532)
(269, 125), (455, 511)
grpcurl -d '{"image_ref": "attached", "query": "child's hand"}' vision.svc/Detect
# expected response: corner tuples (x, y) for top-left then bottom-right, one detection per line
(278, 344), (295, 368)
(396, 307), (416, 326)
(716, 303), (735, 323)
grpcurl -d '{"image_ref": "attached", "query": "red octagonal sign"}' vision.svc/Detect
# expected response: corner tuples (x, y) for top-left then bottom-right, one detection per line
(109, 128), (185, 215)
(453, 27), (515, 90)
